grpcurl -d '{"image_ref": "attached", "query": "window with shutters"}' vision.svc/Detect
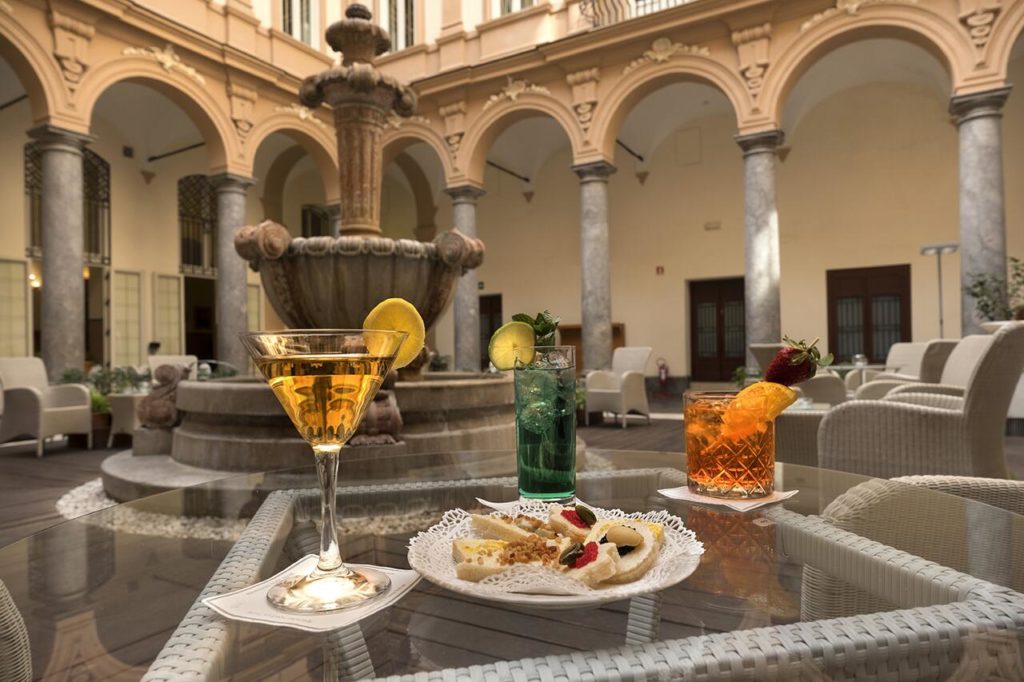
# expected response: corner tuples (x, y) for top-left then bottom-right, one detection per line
(178, 175), (218, 277)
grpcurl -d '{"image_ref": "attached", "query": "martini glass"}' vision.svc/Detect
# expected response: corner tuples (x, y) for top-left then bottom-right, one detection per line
(240, 329), (408, 612)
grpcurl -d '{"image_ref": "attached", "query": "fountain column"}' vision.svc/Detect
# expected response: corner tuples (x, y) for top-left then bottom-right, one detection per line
(573, 161), (616, 372)
(447, 185), (486, 372)
(29, 125), (93, 380)
(950, 87), (1011, 334)
(211, 173), (253, 371)
(735, 130), (783, 369)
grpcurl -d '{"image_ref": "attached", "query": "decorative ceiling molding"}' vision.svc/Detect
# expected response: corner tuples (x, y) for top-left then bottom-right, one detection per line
(49, 10), (95, 91)
(121, 44), (206, 85)
(481, 76), (551, 111)
(439, 101), (467, 164)
(566, 67), (600, 135)
(801, 0), (918, 32)
(274, 103), (327, 130)
(227, 81), (257, 140)
(622, 38), (711, 76)
(732, 23), (772, 101)
(385, 111), (431, 129)
(958, 0), (1001, 54)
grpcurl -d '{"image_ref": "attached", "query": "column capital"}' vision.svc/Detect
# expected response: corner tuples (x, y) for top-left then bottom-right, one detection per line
(27, 124), (94, 153)
(445, 185), (486, 204)
(735, 129), (784, 156)
(208, 172), (255, 193)
(573, 161), (617, 182)
(949, 86), (1012, 126)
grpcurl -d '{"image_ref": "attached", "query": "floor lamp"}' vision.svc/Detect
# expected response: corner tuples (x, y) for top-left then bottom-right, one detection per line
(920, 242), (959, 338)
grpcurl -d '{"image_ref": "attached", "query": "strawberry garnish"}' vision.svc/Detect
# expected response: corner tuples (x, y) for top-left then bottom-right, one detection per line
(561, 509), (588, 529)
(572, 542), (599, 568)
(764, 336), (833, 387)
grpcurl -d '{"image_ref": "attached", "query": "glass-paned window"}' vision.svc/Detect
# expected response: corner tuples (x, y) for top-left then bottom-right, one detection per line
(381, 0), (416, 50)
(282, 0), (317, 46)
(301, 204), (331, 237)
(247, 285), (262, 331)
(0, 261), (29, 356)
(113, 271), (142, 368)
(722, 301), (745, 357)
(696, 302), (717, 358)
(153, 274), (182, 355)
(24, 144), (110, 265)
(497, 0), (535, 15)
(178, 175), (218, 277)
(836, 297), (864, 360)
(871, 295), (902, 360)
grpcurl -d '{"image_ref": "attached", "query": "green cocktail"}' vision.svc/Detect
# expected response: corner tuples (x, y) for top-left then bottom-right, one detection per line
(514, 346), (576, 501)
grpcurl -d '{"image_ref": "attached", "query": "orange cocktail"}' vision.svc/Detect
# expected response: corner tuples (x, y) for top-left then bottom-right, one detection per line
(685, 391), (775, 498)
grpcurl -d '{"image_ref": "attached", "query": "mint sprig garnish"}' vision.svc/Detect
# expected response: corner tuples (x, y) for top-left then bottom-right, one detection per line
(511, 310), (559, 346)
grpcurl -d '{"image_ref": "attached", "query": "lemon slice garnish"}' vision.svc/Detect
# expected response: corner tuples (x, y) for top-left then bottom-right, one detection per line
(363, 298), (425, 369)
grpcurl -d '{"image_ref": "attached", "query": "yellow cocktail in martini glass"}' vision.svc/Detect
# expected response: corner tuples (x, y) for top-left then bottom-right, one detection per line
(241, 329), (407, 612)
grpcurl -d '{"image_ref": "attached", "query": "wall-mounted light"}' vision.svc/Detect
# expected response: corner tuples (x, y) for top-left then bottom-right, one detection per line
(920, 241), (959, 338)
(83, 266), (90, 280)
(28, 273), (41, 289)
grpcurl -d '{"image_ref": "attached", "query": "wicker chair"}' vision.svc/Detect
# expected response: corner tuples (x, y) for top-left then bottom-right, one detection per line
(793, 370), (848, 406)
(855, 337), (979, 400)
(802, 475), (1024, 622)
(0, 357), (92, 457)
(0, 579), (31, 681)
(584, 347), (652, 428)
(818, 322), (1024, 479)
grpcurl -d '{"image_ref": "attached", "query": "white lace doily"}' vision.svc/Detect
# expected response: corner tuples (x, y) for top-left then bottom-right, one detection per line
(408, 501), (704, 608)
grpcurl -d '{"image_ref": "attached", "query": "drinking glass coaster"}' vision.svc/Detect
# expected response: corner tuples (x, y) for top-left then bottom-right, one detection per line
(203, 555), (421, 633)
(658, 487), (799, 512)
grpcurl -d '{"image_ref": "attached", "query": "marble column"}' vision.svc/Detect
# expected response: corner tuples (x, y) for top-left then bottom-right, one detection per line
(28, 125), (93, 381)
(950, 87), (1011, 335)
(573, 161), (616, 372)
(447, 186), (486, 372)
(210, 174), (254, 372)
(735, 130), (783, 370)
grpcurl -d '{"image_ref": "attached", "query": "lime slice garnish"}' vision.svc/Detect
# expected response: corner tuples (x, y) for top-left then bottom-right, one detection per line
(488, 321), (536, 370)
(363, 298), (425, 369)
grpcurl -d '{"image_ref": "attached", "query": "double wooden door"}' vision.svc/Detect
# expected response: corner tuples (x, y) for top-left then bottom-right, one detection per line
(826, 265), (911, 364)
(689, 278), (746, 382)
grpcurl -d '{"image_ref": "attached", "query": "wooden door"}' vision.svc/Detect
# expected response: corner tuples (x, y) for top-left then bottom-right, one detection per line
(827, 265), (911, 363)
(478, 294), (503, 371)
(689, 278), (746, 381)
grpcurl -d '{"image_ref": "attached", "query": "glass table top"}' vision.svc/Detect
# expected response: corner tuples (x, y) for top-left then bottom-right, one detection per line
(0, 449), (1020, 680)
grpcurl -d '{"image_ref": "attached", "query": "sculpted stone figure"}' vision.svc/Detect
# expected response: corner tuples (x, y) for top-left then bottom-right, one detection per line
(137, 365), (190, 428)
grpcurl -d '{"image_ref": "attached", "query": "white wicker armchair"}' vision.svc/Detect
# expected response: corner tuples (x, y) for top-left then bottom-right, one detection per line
(584, 347), (652, 428)
(854, 337), (980, 400)
(818, 322), (1024, 479)
(0, 579), (30, 681)
(0, 357), (92, 457)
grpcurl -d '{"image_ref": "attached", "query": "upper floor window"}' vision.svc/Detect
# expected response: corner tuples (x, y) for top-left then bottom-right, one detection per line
(282, 0), (318, 47)
(381, 0), (415, 51)
(178, 175), (217, 277)
(494, 0), (535, 17)
(24, 143), (111, 266)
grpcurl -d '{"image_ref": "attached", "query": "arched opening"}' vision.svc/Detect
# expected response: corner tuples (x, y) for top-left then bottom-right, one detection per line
(605, 80), (742, 382)
(778, 37), (953, 361)
(381, 140), (445, 242)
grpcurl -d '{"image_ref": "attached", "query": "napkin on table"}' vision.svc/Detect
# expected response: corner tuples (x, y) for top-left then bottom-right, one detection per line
(203, 555), (420, 633)
(658, 486), (799, 512)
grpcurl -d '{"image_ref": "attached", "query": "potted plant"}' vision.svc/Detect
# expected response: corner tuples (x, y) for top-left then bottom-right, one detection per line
(964, 256), (1024, 324)
(89, 390), (112, 448)
(61, 367), (115, 449)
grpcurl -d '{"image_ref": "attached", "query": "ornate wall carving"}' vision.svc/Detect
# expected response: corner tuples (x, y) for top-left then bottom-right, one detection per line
(439, 101), (466, 163)
(481, 76), (551, 111)
(958, 0), (1001, 50)
(227, 81), (257, 139)
(385, 111), (431, 128)
(622, 37), (711, 75)
(732, 23), (771, 101)
(566, 68), (600, 135)
(49, 9), (94, 90)
(121, 44), (206, 85)
(274, 102), (327, 129)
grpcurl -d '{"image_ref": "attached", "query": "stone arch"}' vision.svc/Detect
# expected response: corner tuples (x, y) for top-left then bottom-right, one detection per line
(261, 145), (308, 226)
(382, 121), (454, 183)
(245, 114), (339, 203)
(76, 58), (236, 174)
(460, 95), (583, 187)
(392, 152), (438, 241)
(592, 58), (748, 163)
(762, 5), (970, 126)
(0, 14), (64, 124)
(988, 2), (1024, 84)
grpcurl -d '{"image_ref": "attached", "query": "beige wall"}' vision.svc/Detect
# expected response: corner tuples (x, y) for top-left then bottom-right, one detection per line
(422, 67), (1024, 377)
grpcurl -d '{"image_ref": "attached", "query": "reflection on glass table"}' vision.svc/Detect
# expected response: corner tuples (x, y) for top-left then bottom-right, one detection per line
(0, 449), (1021, 681)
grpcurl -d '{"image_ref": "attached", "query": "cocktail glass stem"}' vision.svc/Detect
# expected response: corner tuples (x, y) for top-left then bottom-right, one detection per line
(313, 444), (351, 576)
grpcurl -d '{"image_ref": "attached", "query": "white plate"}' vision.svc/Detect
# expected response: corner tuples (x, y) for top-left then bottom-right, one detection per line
(407, 502), (704, 610)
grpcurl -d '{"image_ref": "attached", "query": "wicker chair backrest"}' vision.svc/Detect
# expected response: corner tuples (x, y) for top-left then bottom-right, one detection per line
(0, 357), (48, 392)
(918, 340), (958, 383)
(610, 347), (652, 376)
(0, 580), (31, 681)
(939, 335), (992, 387)
(883, 342), (926, 375)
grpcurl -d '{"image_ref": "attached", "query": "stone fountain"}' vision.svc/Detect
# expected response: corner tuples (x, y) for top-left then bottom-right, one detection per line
(100, 5), (516, 509)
